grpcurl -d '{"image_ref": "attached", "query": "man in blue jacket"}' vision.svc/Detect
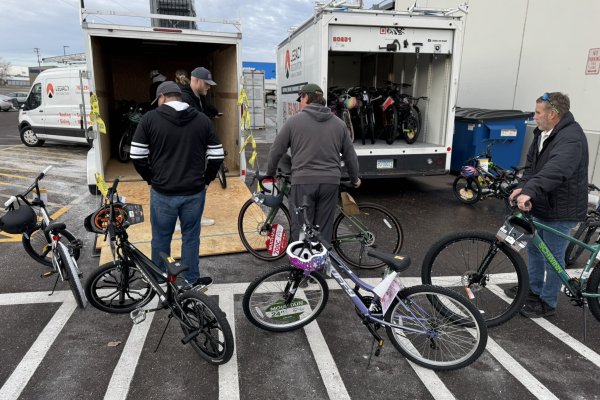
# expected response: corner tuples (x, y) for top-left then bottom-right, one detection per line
(508, 92), (588, 318)
(130, 81), (224, 288)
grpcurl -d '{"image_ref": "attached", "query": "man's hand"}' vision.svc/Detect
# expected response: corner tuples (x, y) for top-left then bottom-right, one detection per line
(516, 194), (532, 211)
(353, 178), (362, 188)
(509, 188), (522, 201)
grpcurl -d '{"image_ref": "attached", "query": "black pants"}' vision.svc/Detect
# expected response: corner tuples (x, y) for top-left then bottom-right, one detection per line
(290, 183), (339, 243)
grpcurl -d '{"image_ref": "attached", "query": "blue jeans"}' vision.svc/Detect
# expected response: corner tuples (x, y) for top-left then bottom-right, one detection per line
(150, 188), (206, 282)
(527, 218), (576, 308)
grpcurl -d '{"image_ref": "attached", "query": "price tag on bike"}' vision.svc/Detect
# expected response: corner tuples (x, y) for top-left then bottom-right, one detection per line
(496, 217), (532, 252)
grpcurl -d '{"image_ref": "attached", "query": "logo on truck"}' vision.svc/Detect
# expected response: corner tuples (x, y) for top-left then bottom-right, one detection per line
(284, 45), (303, 79)
(46, 83), (55, 98)
(285, 50), (291, 78)
(380, 27), (405, 35)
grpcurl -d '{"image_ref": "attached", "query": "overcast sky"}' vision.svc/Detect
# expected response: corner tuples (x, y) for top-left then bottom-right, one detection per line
(0, 0), (378, 70)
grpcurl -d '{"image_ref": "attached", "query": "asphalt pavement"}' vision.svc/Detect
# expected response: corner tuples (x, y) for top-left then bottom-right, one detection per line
(0, 110), (598, 400)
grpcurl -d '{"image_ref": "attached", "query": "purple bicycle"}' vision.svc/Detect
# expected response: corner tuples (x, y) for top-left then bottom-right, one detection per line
(242, 200), (488, 371)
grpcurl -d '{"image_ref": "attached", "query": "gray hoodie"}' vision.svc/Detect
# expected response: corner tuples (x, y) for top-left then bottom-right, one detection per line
(267, 103), (359, 185)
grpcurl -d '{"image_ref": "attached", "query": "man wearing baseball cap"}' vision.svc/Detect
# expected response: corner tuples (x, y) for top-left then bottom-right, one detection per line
(267, 83), (361, 242)
(130, 81), (224, 289)
(180, 67), (219, 118)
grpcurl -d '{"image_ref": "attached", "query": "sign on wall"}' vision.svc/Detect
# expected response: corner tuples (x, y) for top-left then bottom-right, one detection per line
(586, 48), (600, 75)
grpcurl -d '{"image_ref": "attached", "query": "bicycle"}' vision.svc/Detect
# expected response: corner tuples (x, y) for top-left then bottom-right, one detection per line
(422, 201), (600, 329)
(237, 169), (403, 268)
(117, 104), (144, 163)
(217, 151), (228, 189)
(327, 87), (356, 142)
(0, 166), (86, 308)
(243, 200), (488, 371)
(453, 143), (523, 206)
(564, 184), (600, 266)
(83, 178), (234, 364)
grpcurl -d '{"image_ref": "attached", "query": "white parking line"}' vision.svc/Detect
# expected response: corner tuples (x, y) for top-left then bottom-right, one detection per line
(0, 298), (77, 400)
(103, 297), (159, 400)
(218, 289), (240, 400)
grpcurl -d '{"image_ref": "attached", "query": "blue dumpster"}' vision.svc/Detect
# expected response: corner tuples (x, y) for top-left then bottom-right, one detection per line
(451, 108), (533, 172)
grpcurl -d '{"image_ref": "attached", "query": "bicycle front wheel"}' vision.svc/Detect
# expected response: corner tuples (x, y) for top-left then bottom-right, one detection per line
(23, 224), (80, 268)
(422, 231), (528, 327)
(217, 163), (227, 189)
(85, 261), (155, 313)
(342, 109), (355, 142)
(403, 108), (421, 144)
(242, 265), (329, 332)
(385, 285), (487, 371)
(586, 265), (600, 322)
(179, 291), (234, 365)
(452, 176), (482, 205)
(333, 203), (403, 269)
(238, 199), (291, 261)
(117, 129), (131, 162)
(57, 242), (87, 309)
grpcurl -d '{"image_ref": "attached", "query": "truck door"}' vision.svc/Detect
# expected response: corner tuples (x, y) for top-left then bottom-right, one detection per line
(21, 82), (45, 134)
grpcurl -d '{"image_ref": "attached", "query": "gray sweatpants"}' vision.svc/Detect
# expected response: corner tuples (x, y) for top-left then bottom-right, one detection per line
(289, 183), (339, 243)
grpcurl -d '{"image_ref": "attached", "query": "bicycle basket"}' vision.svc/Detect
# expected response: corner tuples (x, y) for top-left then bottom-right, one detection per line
(287, 240), (328, 272)
(84, 203), (128, 234)
(0, 201), (37, 234)
(496, 215), (534, 252)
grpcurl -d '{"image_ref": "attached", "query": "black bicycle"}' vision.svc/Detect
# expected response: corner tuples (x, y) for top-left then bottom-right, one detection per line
(565, 183), (600, 266)
(83, 178), (233, 364)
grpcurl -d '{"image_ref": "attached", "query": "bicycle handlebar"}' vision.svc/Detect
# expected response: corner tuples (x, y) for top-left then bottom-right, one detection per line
(4, 196), (16, 208)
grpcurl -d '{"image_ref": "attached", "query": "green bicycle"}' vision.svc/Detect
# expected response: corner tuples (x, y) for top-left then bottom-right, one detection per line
(422, 203), (600, 328)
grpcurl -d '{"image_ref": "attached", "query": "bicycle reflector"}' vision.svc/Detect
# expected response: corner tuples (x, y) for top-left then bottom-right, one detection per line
(84, 204), (128, 234)
(287, 240), (328, 272)
(496, 215), (534, 252)
(0, 202), (37, 234)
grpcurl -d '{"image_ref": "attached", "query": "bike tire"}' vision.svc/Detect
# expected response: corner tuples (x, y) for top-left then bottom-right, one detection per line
(383, 107), (398, 145)
(384, 284), (487, 371)
(342, 109), (355, 142)
(332, 203), (403, 269)
(586, 265), (600, 322)
(57, 242), (87, 309)
(359, 111), (368, 145)
(403, 107), (421, 144)
(452, 176), (482, 205)
(565, 220), (600, 266)
(242, 265), (329, 332)
(85, 261), (155, 313)
(237, 199), (291, 261)
(179, 291), (234, 365)
(23, 224), (81, 268)
(117, 129), (130, 163)
(217, 163), (227, 189)
(422, 231), (528, 327)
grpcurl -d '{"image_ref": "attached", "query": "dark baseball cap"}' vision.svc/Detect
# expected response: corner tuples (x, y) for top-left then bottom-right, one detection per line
(191, 67), (217, 85)
(151, 81), (182, 105)
(296, 83), (323, 102)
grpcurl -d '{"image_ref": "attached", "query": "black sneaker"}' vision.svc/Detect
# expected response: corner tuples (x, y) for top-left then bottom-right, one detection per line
(520, 300), (556, 318)
(178, 276), (213, 291)
(503, 285), (540, 303)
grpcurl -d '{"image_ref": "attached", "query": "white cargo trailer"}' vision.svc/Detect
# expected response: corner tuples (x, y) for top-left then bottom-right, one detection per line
(78, 5), (243, 193)
(276, 5), (467, 177)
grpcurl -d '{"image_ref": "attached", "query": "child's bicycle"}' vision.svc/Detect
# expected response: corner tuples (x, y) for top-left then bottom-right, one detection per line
(83, 178), (233, 364)
(422, 200), (600, 332)
(0, 166), (86, 308)
(242, 199), (488, 371)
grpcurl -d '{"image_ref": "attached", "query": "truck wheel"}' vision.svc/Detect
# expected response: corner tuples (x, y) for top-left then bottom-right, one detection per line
(88, 184), (99, 195)
(20, 125), (45, 147)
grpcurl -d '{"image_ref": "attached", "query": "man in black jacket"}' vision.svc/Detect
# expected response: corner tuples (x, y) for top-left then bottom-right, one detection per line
(130, 81), (224, 288)
(508, 92), (588, 318)
(180, 67), (219, 118)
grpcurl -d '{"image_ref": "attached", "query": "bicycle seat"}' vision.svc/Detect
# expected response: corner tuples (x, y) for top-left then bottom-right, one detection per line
(44, 222), (66, 234)
(159, 252), (189, 277)
(366, 250), (411, 273)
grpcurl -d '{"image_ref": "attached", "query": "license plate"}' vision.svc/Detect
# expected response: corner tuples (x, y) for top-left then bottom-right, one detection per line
(377, 159), (394, 169)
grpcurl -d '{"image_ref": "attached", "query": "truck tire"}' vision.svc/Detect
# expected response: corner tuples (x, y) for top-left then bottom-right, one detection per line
(20, 125), (45, 147)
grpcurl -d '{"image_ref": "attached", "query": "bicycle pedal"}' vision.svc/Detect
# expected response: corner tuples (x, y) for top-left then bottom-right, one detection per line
(130, 308), (147, 324)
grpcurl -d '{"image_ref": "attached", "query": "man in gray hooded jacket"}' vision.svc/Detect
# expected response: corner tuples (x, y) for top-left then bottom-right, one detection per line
(267, 83), (361, 242)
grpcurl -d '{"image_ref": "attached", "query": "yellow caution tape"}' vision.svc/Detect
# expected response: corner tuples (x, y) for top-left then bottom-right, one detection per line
(89, 93), (106, 134)
(237, 85), (251, 130)
(239, 134), (257, 168)
(96, 117), (106, 134)
(95, 172), (108, 197)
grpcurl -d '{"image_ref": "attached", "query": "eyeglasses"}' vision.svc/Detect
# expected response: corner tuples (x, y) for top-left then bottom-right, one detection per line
(541, 93), (559, 114)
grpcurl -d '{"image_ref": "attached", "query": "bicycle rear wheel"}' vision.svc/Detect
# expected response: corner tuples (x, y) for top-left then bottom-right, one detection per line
(565, 220), (599, 266)
(23, 224), (80, 267)
(403, 107), (421, 144)
(85, 261), (155, 313)
(385, 285), (487, 371)
(179, 291), (234, 365)
(422, 231), (528, 327)
(56, 242), (87, 309)
(332, 203), (403, 269)
(242, 265), (329, 332)
(238, 199), (291, 261)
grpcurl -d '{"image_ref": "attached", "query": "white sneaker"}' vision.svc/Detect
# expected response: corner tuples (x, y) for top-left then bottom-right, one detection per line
(201, 217), (215, 226)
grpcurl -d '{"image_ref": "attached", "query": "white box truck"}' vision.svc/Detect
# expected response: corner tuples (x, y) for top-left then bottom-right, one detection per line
(78, 5), (243, 193)
(276, 4), (467, 177)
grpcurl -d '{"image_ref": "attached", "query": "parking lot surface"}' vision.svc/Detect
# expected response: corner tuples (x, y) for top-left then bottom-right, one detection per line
(0, 111), (598, 400)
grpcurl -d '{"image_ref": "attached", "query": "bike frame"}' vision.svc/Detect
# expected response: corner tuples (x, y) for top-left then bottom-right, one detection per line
(527, 216), (600, 300)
